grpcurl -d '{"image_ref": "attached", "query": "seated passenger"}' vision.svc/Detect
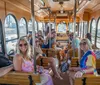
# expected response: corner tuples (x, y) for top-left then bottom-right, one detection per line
(59, 46), (68, 61)
(0, 54), (13, 77)
(85, 33), (91, 42)
(27, 31), (32, 46)
(0, 64), (13, 77)
(42, 29), (56, 48)
(13, 37), (54, 85)
(68, 38), (96, 85)
(71, 33), (80, 49)
(35, 38), (63, 80)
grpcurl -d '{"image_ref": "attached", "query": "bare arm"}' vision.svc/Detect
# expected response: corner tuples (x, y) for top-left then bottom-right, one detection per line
(13, 55), (22, 71)
(0, 64), (13, 77)
(83, 67), (94, 74)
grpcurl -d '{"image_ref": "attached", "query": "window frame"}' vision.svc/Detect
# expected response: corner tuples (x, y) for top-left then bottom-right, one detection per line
(57, 22), (67, 33)
(4, 14), (19, 54)
(0, 19), (5, 54)
(19, 17), (28, 37)
(96, 17), (100, 48)
(28, 19), (38, 33)
(90, 18), (96, 45)
(4, 14), (19, 42)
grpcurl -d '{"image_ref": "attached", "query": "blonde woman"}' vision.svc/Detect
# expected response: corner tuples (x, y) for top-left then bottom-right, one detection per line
(13, 37), (53, 85)
(68, 38), (96, 85)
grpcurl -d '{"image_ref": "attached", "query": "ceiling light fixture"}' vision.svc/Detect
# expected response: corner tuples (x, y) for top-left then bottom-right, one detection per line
(59, 2), (64, 14)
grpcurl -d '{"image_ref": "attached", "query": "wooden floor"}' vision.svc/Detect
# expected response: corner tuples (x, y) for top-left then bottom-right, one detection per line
(53, 72), (70, 85)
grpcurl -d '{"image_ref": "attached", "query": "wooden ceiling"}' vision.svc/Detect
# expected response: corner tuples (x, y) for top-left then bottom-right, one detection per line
(1, 0), (100, 19)
(44, 0), (74, 12)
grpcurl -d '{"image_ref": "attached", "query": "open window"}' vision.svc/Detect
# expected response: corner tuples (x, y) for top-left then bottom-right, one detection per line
(19, 18), (27, 37)
(90, 19), (96, 44)
(4, 14), (18, 54)
(0, 19), (4, 54)
(96, 17), (100, 48)
(57, 22), (67, 33)
(28, 20), (38, 33)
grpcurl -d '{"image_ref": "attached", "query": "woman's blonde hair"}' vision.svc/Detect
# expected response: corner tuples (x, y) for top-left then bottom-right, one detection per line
(81, 38), (92, 50)
(16, 37), (32, 59)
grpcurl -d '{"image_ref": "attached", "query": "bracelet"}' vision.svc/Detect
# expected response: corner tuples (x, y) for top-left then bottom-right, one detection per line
(80, 70), (85, 74)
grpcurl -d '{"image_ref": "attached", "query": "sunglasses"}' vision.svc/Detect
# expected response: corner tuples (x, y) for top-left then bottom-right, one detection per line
(80, 42), (87, 45)
(36, 40), (39, 42)
(19, 43), (27, 47)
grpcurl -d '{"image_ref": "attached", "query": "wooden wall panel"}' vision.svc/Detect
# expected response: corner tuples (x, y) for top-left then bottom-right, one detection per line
(83, 12), (90, 22)
(90, 9), (100, 20)
(0, 0), (5, 22)
(6, 2), (31, 21)
(0, 0), (31, 23)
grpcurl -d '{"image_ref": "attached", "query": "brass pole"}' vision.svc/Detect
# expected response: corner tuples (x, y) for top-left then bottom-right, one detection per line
(31, 0), (37, 73)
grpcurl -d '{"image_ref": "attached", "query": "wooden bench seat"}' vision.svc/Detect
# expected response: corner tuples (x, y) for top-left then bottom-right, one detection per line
(71, 57), (79, 67)
(0, 71), (40, 85)
(41, 48), (58, 57)
(96, 59), (100, 74)
(36, 57), (49, 68)
(74, 74), (100, 85)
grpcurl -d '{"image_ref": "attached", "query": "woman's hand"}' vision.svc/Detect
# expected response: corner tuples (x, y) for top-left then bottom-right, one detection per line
(74, 71), (83, 78)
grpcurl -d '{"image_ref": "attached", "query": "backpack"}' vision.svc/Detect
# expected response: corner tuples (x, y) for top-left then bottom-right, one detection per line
(60, 61), (69, 72)
(0, 53), (12, 68)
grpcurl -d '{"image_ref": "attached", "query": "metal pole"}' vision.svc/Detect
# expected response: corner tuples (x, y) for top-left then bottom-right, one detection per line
(37, 21), (39, 31)
(74, 0), (76, 37)
(48, 8), (51, 48)
(54, 14), (56, 48)
(73, 0), (77, 57)
(31, 0), (37, 73)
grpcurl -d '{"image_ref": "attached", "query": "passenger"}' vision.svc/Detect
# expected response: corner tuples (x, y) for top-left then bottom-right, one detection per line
(42, 29), (56, 48)
(66, 30), (70, 36)
(59, 46), (68, 61)
(85, 33), (91, 42)
(0, 54), (13, 77)
(68, 38), (96, 85)
(13, 37), (54, 85)
(68, 32), (73, 44)
(35, 37), (63, 80)
(27, 31), (32, 46)
(38, 30), (43, 37)
(0, 64), (13, 77)
(71, 33), (80, 49)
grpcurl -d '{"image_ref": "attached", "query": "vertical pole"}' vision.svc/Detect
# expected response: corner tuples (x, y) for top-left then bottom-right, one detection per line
(73, 0), (77, 57)
(54, 14), (56, 30)
(48, 9), (51, 48)
(31, 0), (37, 73)
(37, 21), (39, 31)
(74, 0), (77, 38)
(54, 14), (56, 41)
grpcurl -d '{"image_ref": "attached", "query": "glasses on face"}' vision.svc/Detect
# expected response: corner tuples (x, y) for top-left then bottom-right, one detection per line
(80, 42), (87, 46)
(36, 40), (39, 42)
(19, 43), (27, 47)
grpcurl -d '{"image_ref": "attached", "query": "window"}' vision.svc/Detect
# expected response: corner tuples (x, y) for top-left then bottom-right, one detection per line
(68, 23), (74, 32)
(50, 22), (55, 29)
(90, 19), (96, 44)
(79, 22), (83, 38)
(19, 18), (27, 37)
(96, 18), (100, 48)
(4, 14), (18, 54)
(0, 20), (3, 53)
(28, 20), (38, 32)
(35, 21), (37, 32)
(57, 22), (67, 33)
(38, 22), (43, 31)
(28, 20), (32, 31)
(83, 21), (88, 38)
